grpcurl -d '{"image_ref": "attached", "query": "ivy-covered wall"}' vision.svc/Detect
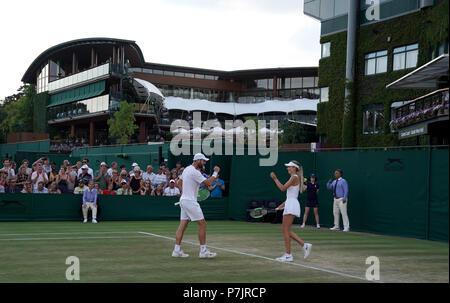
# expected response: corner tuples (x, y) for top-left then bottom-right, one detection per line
(32, 92), (49, 134)
(317, 0), (449, 147)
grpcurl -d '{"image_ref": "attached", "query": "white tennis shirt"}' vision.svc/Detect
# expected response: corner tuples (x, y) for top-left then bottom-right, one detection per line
(179, 165), (207, 201)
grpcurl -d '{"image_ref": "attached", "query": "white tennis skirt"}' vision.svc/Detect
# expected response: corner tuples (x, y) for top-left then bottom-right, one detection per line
(283, 198), (301, 217)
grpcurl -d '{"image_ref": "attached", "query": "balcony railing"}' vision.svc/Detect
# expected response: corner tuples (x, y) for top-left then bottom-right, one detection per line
(48, 63), (110, 92)
(390, 88), (449, 130)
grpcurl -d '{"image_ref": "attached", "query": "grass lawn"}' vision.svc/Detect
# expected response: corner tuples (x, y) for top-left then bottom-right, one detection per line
(0, 220), (448, 283)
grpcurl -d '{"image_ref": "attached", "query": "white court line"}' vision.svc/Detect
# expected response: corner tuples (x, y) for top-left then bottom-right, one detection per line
(138, 231), (375, 283)
(0, 236), (148, 241)
(0, 231), (138, 236)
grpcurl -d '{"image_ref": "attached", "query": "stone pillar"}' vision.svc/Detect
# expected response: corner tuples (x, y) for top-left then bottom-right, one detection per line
(89, 121), (95, 146)
(72, 52), (78, 74)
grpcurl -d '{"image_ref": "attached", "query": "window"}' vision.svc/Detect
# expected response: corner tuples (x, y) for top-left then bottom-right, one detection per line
(163, 70), (174, 76)
(302, 77), (315, 88)
(362, 104), (384, 135)
(321, 42), (331, 58)
(365, 50), (388, 75)
(291, 77), (302, 88)
(393, 44), (418, 71)
(320, 87), (329, 102)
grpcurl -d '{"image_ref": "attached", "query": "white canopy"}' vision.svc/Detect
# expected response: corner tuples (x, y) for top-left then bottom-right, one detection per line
(134, 78), (165, 99)
(163, 97), (319, 116)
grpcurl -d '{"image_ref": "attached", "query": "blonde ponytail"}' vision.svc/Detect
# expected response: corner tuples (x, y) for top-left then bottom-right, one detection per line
(291, 160), (306, 193)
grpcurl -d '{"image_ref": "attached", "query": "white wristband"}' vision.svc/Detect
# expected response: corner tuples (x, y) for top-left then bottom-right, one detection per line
(212, 172), (218, 178)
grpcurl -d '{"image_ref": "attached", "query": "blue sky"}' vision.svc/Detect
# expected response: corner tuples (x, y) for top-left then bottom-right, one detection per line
(0, 0), (320, 100)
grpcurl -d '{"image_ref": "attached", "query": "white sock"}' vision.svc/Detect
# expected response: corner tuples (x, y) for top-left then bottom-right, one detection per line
(200, 245), (207, 253)
(174, 244), (181, 252)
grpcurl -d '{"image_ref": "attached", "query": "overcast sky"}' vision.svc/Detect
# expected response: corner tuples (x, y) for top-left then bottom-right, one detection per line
(0, 0), (320, 101)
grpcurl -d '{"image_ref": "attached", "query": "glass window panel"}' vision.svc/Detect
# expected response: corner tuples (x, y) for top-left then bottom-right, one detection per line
(257, 79), (267, 89)
(153, 69), (163, 75)
(406, 43), (418, 51)
(195, 74), (205, 79)
(268, 79), (273, 90)
(365, 58), (376, 75)
(185, 73), (194, 78)
(365, 52), (376, 59)
(174, 72), (184, 77)
(320, 87), (329, 102)
(405, 50), (418, 68)
(284, 78), (291, 89)
(377, 50), (388, 56)
(393, 53), (405, 71)
(291, 77), (302, 88)
(303, 77), (314, 88)
(376, 55), (387, 73)
(205, 75), (215, 80)
(321, 42), (331, 58)
(164, 71), (174, 76)
(334, 0), (348, 15)
(393, 46), (406, 53)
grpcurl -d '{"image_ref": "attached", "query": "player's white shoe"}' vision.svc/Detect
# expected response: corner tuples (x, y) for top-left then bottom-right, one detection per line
(199, 250), (217, 258)
(172, 250), (189, 258)
(329, 226), (340, 231)
(303, 243), (312, 259)
(83, 219), (88, 223)
(92, 219), (98, 224)
(300, 223), (305, 228)
(276, 253), (293, 262)
(316, 224), (321, 229)
(343, 228), (350, 232)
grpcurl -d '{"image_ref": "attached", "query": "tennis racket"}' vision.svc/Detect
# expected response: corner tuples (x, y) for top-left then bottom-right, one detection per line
(174, 189), (211, 206)
(247, 207), (280, 219)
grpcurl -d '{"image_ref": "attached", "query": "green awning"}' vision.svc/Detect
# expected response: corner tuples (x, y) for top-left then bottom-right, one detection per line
(47, 80), (105, 108)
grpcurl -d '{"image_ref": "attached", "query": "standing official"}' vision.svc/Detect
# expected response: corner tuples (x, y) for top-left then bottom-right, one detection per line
(327, 169), (350, 232)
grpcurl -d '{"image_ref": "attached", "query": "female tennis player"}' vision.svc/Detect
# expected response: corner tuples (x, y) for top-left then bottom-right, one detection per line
(270, 160), (312, 262)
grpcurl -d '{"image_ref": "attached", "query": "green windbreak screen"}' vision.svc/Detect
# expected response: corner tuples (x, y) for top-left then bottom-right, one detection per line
(47, 80), (105, 107)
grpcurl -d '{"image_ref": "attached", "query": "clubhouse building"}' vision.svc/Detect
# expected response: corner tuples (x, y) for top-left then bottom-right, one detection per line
(22, 38), (321, 146)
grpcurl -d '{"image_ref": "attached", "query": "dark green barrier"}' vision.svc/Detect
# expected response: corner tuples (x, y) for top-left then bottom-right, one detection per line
(0, 194), (228, 221)
(429, 149), (449, 242)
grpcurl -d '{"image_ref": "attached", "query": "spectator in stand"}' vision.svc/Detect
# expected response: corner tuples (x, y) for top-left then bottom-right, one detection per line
(140, 180), (152, 196)
(103, 182), (116, 195)
(130, 166), (143, 195)
(209, 174), (225, 198)
(142, 165), (156, 189)
(62, 160), (69, 169)
(48, 162), (58, 184)
(82, 180), (98, 223)
(55, 167), (70, 193)
(78, 158), (94, 178)
(48, 182), (61, 194)
(174, 161), (183, 175)
(67, 165), (78, 192)
(16, 166), (30, 192)
(21, 159), (32, 175)
(164, 179), (181, 197)
(31, 163), (49, 190)
(118, 170), (130, 184)
(34, 181), (49, 194)
(42, 158), (52, 175)
(110, 170), (119, 190)
(151, 183), (164, 196)
(94, 183), (102, 195)
(119, 164), (127, 175)
(79, 165), (93, 184)
(21, 182), (33, 194)
(75, 161), (82, 173)
(116, 180), (132, 195)
(164, 170), (171, 188)
(2, 159), (16, 184)
(74, 180), (87, 195)
(129, 163), (139, 177)
(153, 167), (167, 189)
(94, 162), (109, 191)
(0, 170), (6, 193)
(107, 162), (118, 178)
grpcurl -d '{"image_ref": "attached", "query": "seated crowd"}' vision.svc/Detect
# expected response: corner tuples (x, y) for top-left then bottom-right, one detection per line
(0, 157), (226, 198)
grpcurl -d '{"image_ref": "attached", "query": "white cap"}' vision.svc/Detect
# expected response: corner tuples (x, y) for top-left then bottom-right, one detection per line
(193, 153), (209, 161)
(133, 166), (141, 172)
(169, 179), (175, 183)
(100, 162), (107, 166)
(132, 162), (139, 167)
(284, 161), (299, 169)
(81, 165), (89, 169)
(121, 180), (127, 184)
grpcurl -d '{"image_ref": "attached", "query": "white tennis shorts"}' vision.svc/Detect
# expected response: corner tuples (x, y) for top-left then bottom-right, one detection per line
(179, 199), (205, 222)
(283, 198), (301, 218)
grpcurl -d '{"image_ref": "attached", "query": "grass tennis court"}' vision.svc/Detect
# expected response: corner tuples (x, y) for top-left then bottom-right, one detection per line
(0, 221), (448, 283)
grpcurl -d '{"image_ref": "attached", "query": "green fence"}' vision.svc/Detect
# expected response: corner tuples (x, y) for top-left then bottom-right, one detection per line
(0, 140), (50, 161)
(0, 194), (228, 221)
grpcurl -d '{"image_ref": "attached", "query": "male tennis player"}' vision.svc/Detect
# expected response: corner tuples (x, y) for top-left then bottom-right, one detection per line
(172, 153), (220, 258)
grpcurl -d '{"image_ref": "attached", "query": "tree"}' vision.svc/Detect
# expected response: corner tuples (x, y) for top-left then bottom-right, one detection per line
(107, 101), (138, 145)
(0, 85), (35, 143)
(279, 121), (318, 144)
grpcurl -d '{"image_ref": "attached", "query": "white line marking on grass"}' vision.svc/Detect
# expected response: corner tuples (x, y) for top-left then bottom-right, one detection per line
(0, 236), (148, 241)
(138, 231), (375, 283)
(0, 231), (138, 236)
